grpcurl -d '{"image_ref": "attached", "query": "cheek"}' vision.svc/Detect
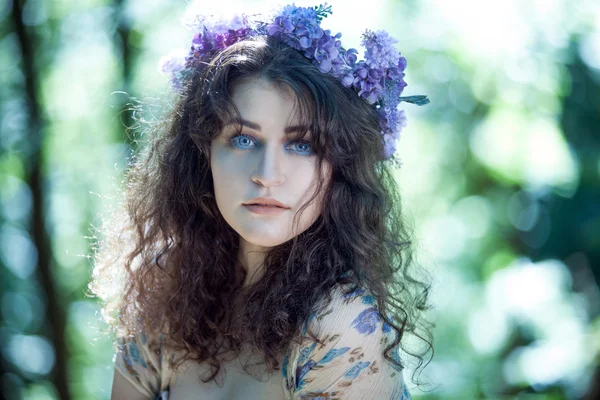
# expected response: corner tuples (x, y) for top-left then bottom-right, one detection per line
(311, 165), (331, 214)
(211, 159), (228, 185)
(297, 164), (330, 214)
(210, 145), (238, 205)
(210, 142), (252, 177)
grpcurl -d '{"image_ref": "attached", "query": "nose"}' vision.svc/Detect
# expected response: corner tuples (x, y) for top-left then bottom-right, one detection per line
(251, 144), (285, 187)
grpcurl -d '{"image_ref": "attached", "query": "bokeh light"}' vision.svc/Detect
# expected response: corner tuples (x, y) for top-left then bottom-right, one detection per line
(1, 0), (598, 398)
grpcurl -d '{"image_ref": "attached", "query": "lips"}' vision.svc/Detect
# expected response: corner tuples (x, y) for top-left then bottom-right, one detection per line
(243, 203), (289, 215)
(243, 197), (289, 209)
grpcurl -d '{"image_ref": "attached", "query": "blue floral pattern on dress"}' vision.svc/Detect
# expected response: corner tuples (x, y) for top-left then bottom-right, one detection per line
(362, 294), (376, 305)
(390, 347), (405, 372)
(343, 287), (365, 299)
(285, 286), (412, 398)
(400, 383), (412, 400)
(127, 341), (148, 368)
(382, 321), (392, 333)
(351, 307), (382, 335)
(282, 354), (289, 379)
(319, 346), (349, 364)
(344, 360), (371, 379)
(115, 284), (412, 399)
(296, 359), (317, 390)
(297, 342), (317, 367)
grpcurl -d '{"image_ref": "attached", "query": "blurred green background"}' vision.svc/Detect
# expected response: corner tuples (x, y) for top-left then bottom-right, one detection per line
(1, 0), (599, 399)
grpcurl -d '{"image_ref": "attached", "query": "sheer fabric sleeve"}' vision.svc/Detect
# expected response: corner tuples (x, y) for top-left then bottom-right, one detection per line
(114, 331), (170, 399)
(283, 286), (412, 400)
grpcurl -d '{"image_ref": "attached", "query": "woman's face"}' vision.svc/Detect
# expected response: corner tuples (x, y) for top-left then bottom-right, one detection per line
(210, 78), (330, 251)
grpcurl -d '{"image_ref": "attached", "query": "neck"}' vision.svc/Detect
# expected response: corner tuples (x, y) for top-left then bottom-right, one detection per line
(238, 239), (271, 287)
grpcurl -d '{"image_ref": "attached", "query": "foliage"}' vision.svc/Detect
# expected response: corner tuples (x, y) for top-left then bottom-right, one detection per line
(0, 0), (598, 399)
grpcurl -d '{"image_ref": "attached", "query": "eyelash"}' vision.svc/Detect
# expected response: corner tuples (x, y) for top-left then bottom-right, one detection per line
(228, 133), (314, 156)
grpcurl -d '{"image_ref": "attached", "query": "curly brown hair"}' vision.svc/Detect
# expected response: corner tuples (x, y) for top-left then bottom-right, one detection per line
(90, 35), (433, 386)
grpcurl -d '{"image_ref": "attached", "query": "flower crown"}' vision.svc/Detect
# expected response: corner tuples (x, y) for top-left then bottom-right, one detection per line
(160, 3), (429, 163)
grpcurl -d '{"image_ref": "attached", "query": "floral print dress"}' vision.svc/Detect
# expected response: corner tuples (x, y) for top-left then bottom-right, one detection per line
(114, 284), (412, 400)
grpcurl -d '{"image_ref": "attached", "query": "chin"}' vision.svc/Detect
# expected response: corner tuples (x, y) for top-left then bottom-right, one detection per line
(241, 234), (289, 248)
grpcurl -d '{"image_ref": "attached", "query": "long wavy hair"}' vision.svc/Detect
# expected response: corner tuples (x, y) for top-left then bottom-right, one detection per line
(90, 35), (433, 386)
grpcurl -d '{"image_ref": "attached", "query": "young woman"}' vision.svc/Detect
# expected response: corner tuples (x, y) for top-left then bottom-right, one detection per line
(90, 4), (432, 399)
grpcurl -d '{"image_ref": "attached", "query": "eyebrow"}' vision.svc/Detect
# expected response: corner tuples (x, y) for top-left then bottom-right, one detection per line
(223, 118), (310, 135)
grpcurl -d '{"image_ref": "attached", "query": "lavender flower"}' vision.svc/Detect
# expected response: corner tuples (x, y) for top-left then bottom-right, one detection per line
(159, 49), (188, 92)
(362, 30), (399, 69)
(311, 31), (342, 73)
(159, 49), (187, 76)
(350, 62), (384, 104)
(343, 48), (358, 67)
(265, 4), (325, 52)
(394, 110), (407, 138)
(383, 133), (397, 159)
(187, 13), (254, 63)
(159, 4), (429, 162)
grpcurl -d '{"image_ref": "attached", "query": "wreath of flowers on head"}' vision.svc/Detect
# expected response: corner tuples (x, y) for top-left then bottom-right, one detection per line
(159, 3), (429, 164)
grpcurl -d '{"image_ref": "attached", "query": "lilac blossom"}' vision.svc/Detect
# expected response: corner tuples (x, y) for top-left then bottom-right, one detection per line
(362, 30), (400, 69)
(159, 50), (186, 76)
(158, 50), (188, 92)
(159, 4), (428, 161)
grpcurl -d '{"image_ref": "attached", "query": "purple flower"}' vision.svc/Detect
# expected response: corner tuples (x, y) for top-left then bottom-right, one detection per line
(386, 66), (405, 81)
(159, 49), (190, 92)
(161, 5), (426, 162)
(299, 36), (312, 48)
(311, 32), (342, 73)
(398, 55), (407, 71)
(395, 110), (407, 137)
(383, 133), (397, 159)
(317, 57), (332, 73)
(364, 89), (381, 104)
(186, 13), (254, 63)
(159, 50), (186, 76)
(369, 68), (384, 80)
(266, 4), (328, 53)
(341, 73), (354, 87)
(356, 76), (384, 104)
(330, 56), (347, 77)
(361, 29), (400, 69)
(349, 62), (388, 104)
(344, 48), (358, 67)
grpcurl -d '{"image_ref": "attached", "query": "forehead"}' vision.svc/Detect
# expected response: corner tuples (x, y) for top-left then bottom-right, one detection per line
(219, 77), (318, 141)
(232, 78), (295, 110)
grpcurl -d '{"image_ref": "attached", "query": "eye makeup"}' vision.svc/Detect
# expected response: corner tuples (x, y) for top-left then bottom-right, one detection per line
(227, 133), (314, 156)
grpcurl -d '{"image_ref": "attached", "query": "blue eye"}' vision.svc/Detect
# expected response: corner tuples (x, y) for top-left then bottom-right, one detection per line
(228, 134), (314, 156)
(229, 134), (257, 149)
(286, 141), (314, 156)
